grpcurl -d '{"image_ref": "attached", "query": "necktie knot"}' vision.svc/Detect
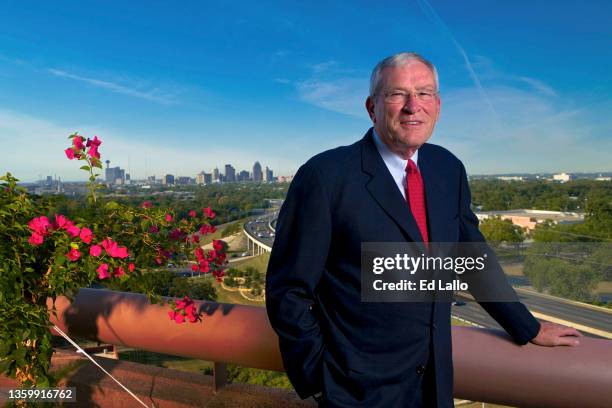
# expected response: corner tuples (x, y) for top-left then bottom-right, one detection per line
(406, 159), (418, 174)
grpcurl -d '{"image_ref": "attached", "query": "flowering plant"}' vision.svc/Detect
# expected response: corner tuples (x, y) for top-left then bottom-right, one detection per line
(0, 133), (227, 387)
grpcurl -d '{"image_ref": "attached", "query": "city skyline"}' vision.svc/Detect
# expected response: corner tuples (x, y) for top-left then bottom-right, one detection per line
(1, 1), (611, 182)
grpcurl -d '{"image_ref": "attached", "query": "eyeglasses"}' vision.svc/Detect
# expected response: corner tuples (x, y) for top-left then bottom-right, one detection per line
(383, 90), (439, 104)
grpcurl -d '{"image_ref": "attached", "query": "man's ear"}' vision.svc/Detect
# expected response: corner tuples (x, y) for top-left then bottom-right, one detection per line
(366, 96), (376, 123)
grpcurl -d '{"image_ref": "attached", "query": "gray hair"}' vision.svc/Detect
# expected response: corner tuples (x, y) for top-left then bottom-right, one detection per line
(369, 52), (439, 97)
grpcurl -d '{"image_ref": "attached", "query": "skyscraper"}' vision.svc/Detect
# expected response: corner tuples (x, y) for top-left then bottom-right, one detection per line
(104, 160), (125, 185)
(252, 161), (263, 182)
(225, 164), (236, 182)
(163, 174), (175, 185)
(265, 166), (274, 182)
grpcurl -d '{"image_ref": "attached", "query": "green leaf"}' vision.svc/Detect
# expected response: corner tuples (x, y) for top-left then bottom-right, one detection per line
(105, 201), (119, 210)
(80, 165), (91, 171)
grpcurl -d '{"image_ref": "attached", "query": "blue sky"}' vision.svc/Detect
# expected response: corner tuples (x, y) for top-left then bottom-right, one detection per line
(1, 0), (611, 182)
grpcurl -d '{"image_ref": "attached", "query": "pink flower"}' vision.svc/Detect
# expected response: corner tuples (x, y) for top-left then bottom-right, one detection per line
(100, 238), (128, 258)
(198, 260), (210, 274)
(169, 228), (183, 241)
(168, 310), (177, 320)
(191, 235), (200, 243)
(64, 148), (76, 160)
(80, 227), (93, 244)
(87, 145), (100, 160)
(188, 210), (197, 218)
(28, 216), (51, 236)
(112, 246), (129, 259)
(101, 238), (113, 252)
(203, 207), (216, 219)
(114, 266), (125, 277)
(90, 245), (102, 257)
(165, 213), (173, 222)
(213, 240), (224, 252)
(66, 248), (81, 262)
(55, 214), (69, 229)
(149, 225), (159, 233)
(66, 224), (80, 238)
(87, 135), (102, 147)
(142, 201), (153, 209)
(128, 263), (135, 272)
(28, 232), (44, 246)
(73, 136), (85, 151)
(191, 264), (198, 272)
(174, 313), (185, 324)
(185, 305), (198, 323)
(194, 247), (205, 261)
(176, 296), (193, 310)
(199, 224), (216, 235)
(97, 263), (110, 279)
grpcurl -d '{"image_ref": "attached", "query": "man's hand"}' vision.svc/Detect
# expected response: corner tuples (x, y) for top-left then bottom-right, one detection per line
(531, 321), (582, 346)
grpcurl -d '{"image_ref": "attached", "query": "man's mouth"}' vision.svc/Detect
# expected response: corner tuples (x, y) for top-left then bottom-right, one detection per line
(400, 120), (423, 126)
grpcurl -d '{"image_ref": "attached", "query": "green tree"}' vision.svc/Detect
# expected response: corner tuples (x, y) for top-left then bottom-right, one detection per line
(479, 217), (525, 244)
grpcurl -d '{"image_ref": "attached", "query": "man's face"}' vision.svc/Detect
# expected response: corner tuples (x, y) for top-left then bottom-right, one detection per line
(366, 62), (441, 158)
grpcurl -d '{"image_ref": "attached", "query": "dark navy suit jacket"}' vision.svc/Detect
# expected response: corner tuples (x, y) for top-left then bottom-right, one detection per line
(266, 129), (540, 407)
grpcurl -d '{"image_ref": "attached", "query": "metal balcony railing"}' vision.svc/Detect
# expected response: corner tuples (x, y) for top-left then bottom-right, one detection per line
(48, 288), (612, 408)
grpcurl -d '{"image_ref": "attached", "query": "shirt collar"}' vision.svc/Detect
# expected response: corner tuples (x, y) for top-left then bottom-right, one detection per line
(372, 128), (419, 172)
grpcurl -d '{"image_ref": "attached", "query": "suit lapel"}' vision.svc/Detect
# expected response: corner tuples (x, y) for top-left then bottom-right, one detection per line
(361, 129), (425, 244)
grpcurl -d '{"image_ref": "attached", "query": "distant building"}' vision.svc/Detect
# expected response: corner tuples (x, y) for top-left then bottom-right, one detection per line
(104, 160), (125, 185)
(277, 175), (294, 183)
(163, 174), (175, 185)
(204, 173), (212, 184)
(177, 176), (193, 185)
(252, 161), (263, 182)
(213, 167), (220, 183)
(196, 172), (205, 185)
(553, 172), (573, 183)
(595, 176), (611, 181)
(497, 176), (524, 181)
(475, 209), (584, 231)
(225, 164), (236, 182)
(147, 175), (157, 184)
(264, 166), (274, 182)
(238, 170), (250, 182)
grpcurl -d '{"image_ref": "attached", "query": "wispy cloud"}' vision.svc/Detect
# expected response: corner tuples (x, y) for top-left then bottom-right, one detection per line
(47, 69), (178, 105)
(294, 60), (369, 117)
(296, 77), (368, 117)
(471, 55), (559, 98)
(434, 85), (611, 173)
(516, 76), (558, 97)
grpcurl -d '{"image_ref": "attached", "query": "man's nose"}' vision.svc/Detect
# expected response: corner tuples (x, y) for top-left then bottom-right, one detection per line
(402, 94), (422, 113)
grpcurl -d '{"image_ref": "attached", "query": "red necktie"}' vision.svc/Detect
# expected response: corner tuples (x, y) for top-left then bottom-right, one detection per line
(405, 160), (429, 243)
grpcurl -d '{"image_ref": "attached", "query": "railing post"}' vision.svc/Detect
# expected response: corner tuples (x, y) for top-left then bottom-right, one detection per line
(213, 362), (227, 393)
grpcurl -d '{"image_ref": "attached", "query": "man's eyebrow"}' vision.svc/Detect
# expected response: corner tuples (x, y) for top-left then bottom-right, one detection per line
(415, 85), (437, 91)
(387, 85), (437, 92)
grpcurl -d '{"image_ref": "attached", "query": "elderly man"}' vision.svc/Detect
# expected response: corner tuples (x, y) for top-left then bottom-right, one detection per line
(266, 52), (580, 407)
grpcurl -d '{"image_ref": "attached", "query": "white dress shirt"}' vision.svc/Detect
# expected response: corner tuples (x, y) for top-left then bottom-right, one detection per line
(372, 128), (419, 200)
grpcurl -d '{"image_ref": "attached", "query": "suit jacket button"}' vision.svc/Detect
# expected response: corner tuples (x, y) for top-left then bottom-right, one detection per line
(432, 323), (437, 330)
(416, 365), (426, 375)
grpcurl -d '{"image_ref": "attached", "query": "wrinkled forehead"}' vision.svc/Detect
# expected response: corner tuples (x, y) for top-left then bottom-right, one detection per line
(380, 62), (437, 89)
